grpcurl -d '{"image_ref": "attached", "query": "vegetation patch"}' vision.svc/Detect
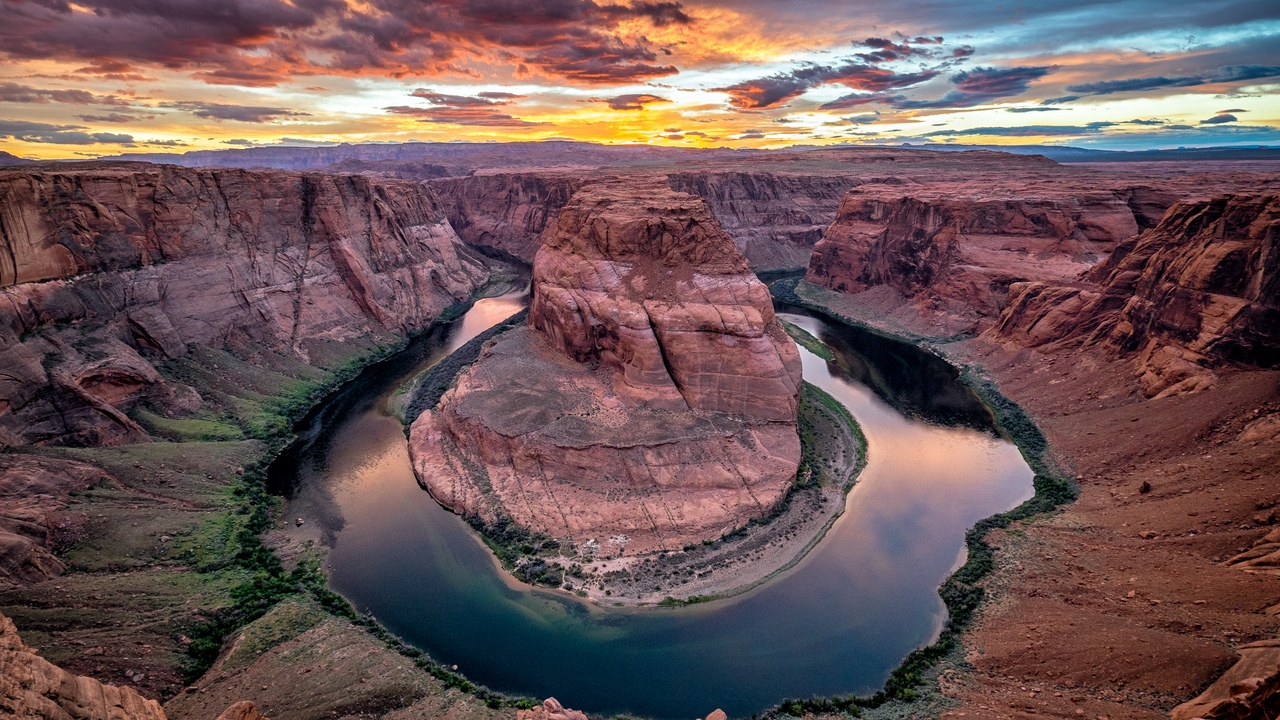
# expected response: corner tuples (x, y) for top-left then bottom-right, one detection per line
(782, 318), (835, 361)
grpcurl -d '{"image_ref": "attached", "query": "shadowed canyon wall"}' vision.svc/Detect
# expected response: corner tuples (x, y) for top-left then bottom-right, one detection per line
(0, 164), (489, 447)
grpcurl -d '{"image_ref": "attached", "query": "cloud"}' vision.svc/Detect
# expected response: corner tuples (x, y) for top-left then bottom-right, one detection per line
(923, 123), (1112, 137)
(0, 119), (135, 145)
(1201, 113), (1238, 124)
(893, 66), (1053, 109)
(0, 82), (104, 105)
(386, 88), (546, 126)
(719, 61), (939, 109)
(601, 93), (670, 110)
(1006, 107), (1060, 113)
(76, 113), (140, 123)
(161, 101), (310, 123)
(0, 0), (693, 86)
(1063, 65), (1280, 98)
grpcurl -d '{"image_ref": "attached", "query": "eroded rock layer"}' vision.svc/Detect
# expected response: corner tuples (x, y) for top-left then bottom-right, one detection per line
(804, 182), (1176, 332)
(0, 164), (489, 446)
(409, 179), (802, 554)
(428, 173), (584, 261)
(1, 609), (166, 720)
(988, 194), (1280, 396)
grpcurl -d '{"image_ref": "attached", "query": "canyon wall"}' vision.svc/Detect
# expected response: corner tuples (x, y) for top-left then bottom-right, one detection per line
(666, 171), (856, 270)
(804, 182), (1177, 332)
(0, 164), (489, 447)
(409, 179), (802, 555)
(988, 194), (1279, 396)
(428, 173), (585, 261)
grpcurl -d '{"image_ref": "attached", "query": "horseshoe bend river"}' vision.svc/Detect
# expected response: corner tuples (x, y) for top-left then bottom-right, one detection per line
(269, 287), (1034, 719)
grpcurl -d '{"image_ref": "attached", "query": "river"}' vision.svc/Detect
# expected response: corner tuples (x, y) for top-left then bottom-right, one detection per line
(271, 287), (1033, 719)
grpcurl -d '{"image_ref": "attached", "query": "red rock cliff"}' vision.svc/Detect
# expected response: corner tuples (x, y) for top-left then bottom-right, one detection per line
(989, 194), (1280, 396)
(409, 179), (802, 555)
(0, 164), (489, 446)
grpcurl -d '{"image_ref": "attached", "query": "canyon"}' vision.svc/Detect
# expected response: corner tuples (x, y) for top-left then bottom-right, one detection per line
(0, 143), (1277, 720)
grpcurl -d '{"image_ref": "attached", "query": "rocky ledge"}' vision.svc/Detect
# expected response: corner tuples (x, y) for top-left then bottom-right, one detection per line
(408, 179), (802, 557)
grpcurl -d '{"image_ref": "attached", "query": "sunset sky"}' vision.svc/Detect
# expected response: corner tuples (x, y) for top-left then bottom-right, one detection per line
(2, 0), (1278, 159)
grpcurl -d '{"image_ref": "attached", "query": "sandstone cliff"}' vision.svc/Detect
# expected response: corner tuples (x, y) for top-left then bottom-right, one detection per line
(428, 173), (585, 261)
(804, 182), (1176, 332)
(1, 609), (166, 720)
(0, 164), (489, 447)
(667, 171), (854, 271)
(409, 179), (802, 555)
(988, 194), (1279, 396)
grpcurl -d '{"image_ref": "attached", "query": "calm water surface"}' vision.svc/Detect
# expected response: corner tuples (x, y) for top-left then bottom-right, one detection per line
(274, 290), (1033, 719)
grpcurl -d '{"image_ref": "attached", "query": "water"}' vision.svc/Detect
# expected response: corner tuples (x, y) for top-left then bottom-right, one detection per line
(275, 290), (1033, 719)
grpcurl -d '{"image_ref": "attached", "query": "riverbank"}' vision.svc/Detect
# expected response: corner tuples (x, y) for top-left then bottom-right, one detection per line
(778, 278), (1280, 720)
(0, 264), (536, 720)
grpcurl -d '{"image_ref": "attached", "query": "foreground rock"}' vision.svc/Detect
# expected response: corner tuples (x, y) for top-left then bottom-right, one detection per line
(0, 163), (489, 447)
(0, 455), (108, 584)
(1170, 639), (1280, 720)
(1, 609), (165, 720)
(989, 194), (1280, 397)
(409, 179), (801, 556)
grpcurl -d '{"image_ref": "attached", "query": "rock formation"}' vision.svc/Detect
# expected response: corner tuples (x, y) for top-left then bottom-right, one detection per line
(517, 698), (589, 720)
(0, 609), (166, 720)
(429, 173), (584, 261)
(0, 164), (489, 446)
(1170, 638), (1280, 720)
(667, 171), (855, 270)
(0, 454), (109, 584)
(409, 179), (802, 555)
(988, 194), (1279, 396)
(804, 182), (1175, 331)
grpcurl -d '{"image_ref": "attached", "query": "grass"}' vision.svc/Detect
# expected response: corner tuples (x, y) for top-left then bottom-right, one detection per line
(781, 318), (835, 361)
(763, 278), (1078, 717)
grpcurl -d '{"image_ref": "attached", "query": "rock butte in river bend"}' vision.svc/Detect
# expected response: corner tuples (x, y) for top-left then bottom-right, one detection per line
(409, 178), (802, 555)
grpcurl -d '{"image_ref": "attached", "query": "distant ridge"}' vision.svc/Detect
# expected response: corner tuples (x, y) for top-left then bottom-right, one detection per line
(83, 140), (1280, 172)
(0, 151), (35, 166)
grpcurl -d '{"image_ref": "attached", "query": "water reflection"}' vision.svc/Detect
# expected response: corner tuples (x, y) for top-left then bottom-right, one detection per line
(278, 299), (1033, 719)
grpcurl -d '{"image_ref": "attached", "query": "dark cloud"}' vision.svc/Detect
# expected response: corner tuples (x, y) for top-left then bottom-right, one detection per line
(0, 0), (692, 86)
(923, 123), (1111, 137)
(0, 82), (99, 104)
(1219, 108), (1248, 113)
(387, 88), (546, 126)
(161, 101), (310, 123)
(1006, 106), (1060, 112)
(76, 113), (140, 123)
(894, 66), (1053, 109)
(601, 93), (669, 110)
(0, 119), (135, 144)
(719, 61), (939, 109)
(1063, 65), (1280, 98)
(820, 65), (1051, 111)
(1123, 118), (1166, 125)
(1201, 113), (1238, 124)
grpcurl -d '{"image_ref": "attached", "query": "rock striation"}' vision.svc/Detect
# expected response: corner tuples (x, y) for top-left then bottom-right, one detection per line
(988, 194), (1280, 396)
(428, 173), (585, 261)
(0, 163), (489, 446)
(804, 182), (1175, 332)
(409, 180), (802, 555)
(0, 609), (166, 720)
(666, 171), (855, 271)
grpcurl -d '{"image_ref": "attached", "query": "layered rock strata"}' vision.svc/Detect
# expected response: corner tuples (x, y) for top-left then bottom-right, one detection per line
(667, 171), (855, 271)
(409, 180), (802, 555)
(0, 609), (166, 720)
(0, 164), (489, 446)
(804, 183), (1176, 332)
(428, 173), (585, 261)
(988, 194), (1279, 396)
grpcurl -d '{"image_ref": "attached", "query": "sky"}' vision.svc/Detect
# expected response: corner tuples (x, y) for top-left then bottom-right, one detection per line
(1, 0), (1278, 159)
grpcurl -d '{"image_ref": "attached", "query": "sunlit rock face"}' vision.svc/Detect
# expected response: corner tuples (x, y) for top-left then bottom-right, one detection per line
(410, 179), (802, 556)
(988, 194), (1280, 397)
